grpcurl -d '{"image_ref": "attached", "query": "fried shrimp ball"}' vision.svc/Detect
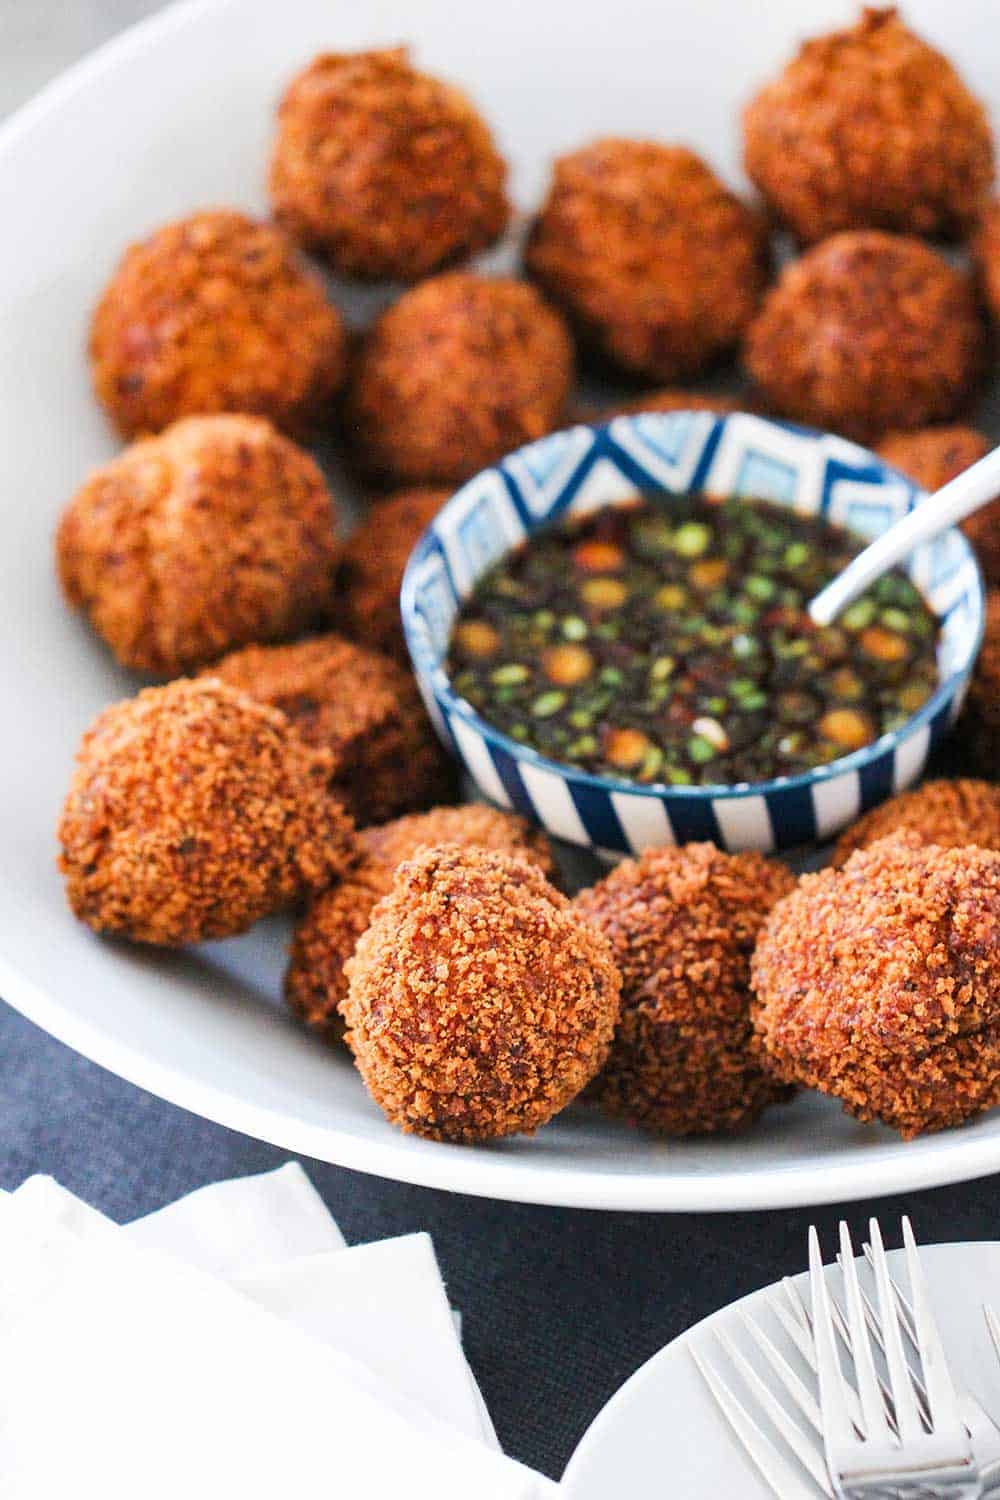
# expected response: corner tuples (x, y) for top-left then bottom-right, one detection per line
(524, 139), (769, 382)
(204, 634), (455, 826)
(597, 389), (742, 420)
(359, 804), (555, 882)
(752, 835), (1000, 1138)
(962, 589), (1000, 777)
(340, 488), (450, 660)
(268, 48), (509, 281)
(877, 426), (999, 587)
(90, 210), (347, 439)
(744, 232), (986, 441)
(286, 805), (555, 1042)
(574, 844), (795, 1136)
(975, 199), (1000, 320)
(833, 779), (1000, 866)
(345, 273), (574, 484)
(56, 415), (340, 676)
(743, 7), (993, 245)
(343, 846), (620, 1141)
(877, 425), (991, 490)
(58, 678), (355, 945)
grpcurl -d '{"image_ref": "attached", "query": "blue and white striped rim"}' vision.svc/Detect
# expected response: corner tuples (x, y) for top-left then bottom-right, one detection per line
(401, 412), (986, 855)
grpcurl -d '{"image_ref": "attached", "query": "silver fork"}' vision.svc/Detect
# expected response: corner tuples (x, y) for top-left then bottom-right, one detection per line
(810, 1218), (978, 1497)
(691, 1333), (828, 1498)
(692, 1273), (921, 1497)
(689, 1264), (888, 1496)
(693, 1220), (986, 1498)
(855, 1245), (1000, 1493)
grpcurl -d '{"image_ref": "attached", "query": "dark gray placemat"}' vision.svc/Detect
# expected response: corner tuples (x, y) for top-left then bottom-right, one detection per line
(4, 997), (999, 1481)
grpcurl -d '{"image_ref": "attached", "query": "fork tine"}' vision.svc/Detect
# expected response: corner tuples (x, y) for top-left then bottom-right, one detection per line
(808, 1226), (857, 1454)
(838, 1220), (892, 1442)
(868, 1217), (923, 1445)
(777, 1284), (820, 1370)
(901, 1215), (964, 1435)
(863, 1240), (920, 1358)
(789, 1274), (861, 1391)
(690, 1344), (823, 1500)
(833, 1254), (906, 1437)
(857, 1242), (932, 1425)
(854, 1269), (931, 1425)
(781, 1278), (871, 1440)
(714, 1327), (835, 1496)
(736, 1310), (824, 1436)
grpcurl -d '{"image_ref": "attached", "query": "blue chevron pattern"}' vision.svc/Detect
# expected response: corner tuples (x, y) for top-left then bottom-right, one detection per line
(401, 413), (984, 854)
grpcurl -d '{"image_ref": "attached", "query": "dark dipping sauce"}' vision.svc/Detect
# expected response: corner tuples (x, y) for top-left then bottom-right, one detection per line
(447, 495), (940, 786)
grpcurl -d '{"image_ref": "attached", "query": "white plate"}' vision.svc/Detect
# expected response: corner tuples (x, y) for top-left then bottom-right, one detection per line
(562, 1240), (1000, 1496)
(2, 0), (1000, 1212)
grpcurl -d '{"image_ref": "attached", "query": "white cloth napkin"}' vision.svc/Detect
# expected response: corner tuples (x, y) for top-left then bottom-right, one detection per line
(0, 1167), (554, 1497)
(125, 1160), (347, 1269)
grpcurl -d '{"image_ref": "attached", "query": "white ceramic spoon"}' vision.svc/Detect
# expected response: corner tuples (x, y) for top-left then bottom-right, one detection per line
(809, 443), (1000, 626)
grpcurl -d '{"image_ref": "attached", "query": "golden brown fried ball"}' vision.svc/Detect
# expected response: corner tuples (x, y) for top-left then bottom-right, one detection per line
(877, 423), (991, 483)
(90, 210), (347, 439)
(975, 199), (1000, 320)
(204, 633), (455, 826)
(574, 843), (795, 1136)
(743, 7), (993, 245)
(752, 834), (1000, 1138)
(359, 803), (555, 883)
(744, 231), (986, 441)
(877, 425), (999, 587)
(962, 589), (1000, 777)
(58, 678), (355, 945)
(345, 273), (574, 484)
(286, 805), (556, 1042)
(56, 415), (340, 676)
(340, 488), (450, 660)
(343, 845), (620, 1142)
(524, 139), (769, 382)
(833, 778), (1000, 866)
(596, 389), (742, 421)
(268, 48), (509, 281)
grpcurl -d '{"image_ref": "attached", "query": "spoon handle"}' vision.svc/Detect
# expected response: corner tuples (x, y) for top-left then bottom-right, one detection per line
(808, 444), (1000, 626)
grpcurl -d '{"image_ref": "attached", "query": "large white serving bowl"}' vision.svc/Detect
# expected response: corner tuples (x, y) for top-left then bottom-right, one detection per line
(2, 0), (999, 1212)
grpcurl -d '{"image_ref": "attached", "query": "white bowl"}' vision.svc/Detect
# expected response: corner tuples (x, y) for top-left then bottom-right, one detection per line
(403, 411), (983, 856)
(2, 0), (998, 1211)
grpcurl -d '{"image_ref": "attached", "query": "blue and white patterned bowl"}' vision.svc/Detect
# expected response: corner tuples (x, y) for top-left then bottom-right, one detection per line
(401, 412), (986, 856)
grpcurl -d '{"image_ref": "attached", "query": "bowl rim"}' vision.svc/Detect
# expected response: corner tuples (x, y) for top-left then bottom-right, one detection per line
(401, 412), (987, 804)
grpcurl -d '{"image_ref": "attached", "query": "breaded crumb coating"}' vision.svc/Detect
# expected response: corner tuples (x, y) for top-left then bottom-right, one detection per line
(833, 778), (1000, 865)
(526, 139), (768, 382)
(339, 487), (451, 661)
(90, 209), (346, 439)
(204, 634), (455, 826)
(744, 7), (993, 243)
(744, 231), (985, 441)
(269, 48), (509, 281)
(344, 846), (620, 1141)
(57, 415), (340, 677)
(345, 273), (574, 485)
(285, 805), (555, 1042)
(752, 834), (1000, 1138)
(576, 843), (795, 1136)
(59, 678), (355, 945)
(962, 589), (1000, 777)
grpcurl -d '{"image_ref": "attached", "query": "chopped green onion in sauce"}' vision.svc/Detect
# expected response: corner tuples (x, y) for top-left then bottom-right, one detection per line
(448, 494), (940, 785)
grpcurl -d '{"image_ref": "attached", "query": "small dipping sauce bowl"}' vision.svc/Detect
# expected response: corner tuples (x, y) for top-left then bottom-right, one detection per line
(401, 412), (985, 855)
